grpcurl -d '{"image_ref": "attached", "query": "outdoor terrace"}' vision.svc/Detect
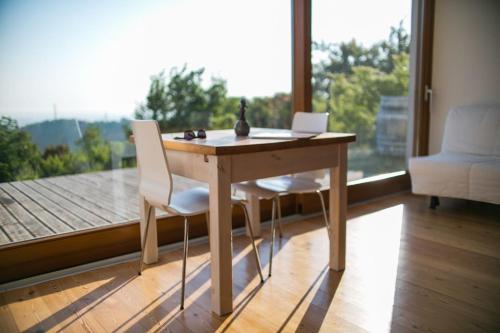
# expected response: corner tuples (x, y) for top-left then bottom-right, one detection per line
(0, 169), (204, 245)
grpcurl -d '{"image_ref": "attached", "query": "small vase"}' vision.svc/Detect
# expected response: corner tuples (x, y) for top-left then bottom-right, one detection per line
(234, 119), (250, 136)
(234, 98), (250, 136)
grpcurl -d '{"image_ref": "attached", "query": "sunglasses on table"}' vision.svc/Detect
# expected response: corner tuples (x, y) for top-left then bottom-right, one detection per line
(174, 129), (207, 140)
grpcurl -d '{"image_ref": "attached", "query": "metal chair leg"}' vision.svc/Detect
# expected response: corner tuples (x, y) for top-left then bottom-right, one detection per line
(180, 216), (189, 310)
(276, 196), (283, 238)
(268, 198), (277, 277)
(138, 205), (153, 275)
(240, 203), (264, 283)
(317, 190), (331, 239)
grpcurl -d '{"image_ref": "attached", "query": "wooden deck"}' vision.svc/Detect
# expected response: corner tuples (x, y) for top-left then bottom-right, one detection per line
(0, 169), (207, 246)
(0, 167), (367, 246)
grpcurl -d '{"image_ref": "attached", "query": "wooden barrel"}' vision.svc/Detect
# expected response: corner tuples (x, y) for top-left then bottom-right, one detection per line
(376, 96), (408, 156)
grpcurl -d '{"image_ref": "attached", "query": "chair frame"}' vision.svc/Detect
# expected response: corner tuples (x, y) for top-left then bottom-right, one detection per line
(262, 112), (331, 277)
(266, 190), (331, 277)
(133, 120), (264, 311)
(138, 202), (264, 309)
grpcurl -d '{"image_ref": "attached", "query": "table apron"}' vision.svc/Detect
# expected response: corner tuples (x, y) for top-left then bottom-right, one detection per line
(166, 143), (341, 183)
(165, 150), (211, 183)
(230, 143), (339, 182)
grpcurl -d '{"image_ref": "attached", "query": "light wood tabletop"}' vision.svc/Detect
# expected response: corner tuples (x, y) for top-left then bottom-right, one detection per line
(160, 128), (355, 155)
(136, 128), (355, 316)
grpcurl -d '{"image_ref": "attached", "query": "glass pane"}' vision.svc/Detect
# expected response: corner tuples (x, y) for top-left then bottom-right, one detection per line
(312, 0), (412, 182)
(0, 0), (290, 244)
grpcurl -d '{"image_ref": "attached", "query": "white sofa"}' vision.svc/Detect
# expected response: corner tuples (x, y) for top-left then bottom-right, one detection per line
(409, 105), (500, 207)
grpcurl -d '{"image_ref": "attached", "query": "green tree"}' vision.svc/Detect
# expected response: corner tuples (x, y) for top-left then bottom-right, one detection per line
(328, 53), (409, 147)
(136, 66), (230, 132)
(166, 67), (211, 130)
(134, 71), (170, 130)
(77, 125), (111, 171)
(379, 22), (410, 73)
(39, 145), (86, 177)
(247, 93), (292, 129)
(312, 23), (410, 111)
(136, 66), (296, 133)
(210, 96), (238, 130)
(0, 117), (40, 182)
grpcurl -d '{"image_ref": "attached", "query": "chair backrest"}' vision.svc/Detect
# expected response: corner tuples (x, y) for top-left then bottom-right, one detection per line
(132, 120), (173, 207)
(292, 112), (329, 180)
(292, 112), (329, 133)
(441, 105), (500, 156)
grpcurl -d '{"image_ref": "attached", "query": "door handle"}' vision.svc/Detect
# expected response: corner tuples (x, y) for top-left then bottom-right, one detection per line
(424, 85), (433, 102)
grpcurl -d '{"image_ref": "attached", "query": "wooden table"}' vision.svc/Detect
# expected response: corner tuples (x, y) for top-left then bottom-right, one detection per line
(138, 128), (355, 316)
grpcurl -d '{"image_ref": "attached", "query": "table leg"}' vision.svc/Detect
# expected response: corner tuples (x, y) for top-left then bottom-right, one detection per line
(139, 194), (158, 264)
(330, 144), (347, 271)
(208, 155), (233, 315)
(245, 193), (261, 237)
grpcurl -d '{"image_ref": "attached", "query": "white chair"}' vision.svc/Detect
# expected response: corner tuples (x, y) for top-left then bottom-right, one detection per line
(233, 112), (331, 277)
(132, 120), (264, 310)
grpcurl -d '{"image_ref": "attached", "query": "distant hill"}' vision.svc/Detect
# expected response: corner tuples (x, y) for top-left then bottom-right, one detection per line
(22, 119), (130, 152)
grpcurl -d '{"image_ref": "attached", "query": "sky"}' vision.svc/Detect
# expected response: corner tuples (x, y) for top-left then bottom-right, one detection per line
(0, 0), (411, 125)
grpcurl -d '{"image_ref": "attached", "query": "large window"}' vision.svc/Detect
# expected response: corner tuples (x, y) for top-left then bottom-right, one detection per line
(0, 0), (291, 244)
(312, 0), (412, 181)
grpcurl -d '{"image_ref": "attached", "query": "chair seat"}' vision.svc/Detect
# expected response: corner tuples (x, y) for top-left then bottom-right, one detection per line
(257, 176), (323, 194)
(233, 175), (321, 199)
(168, 187), (243, 216)
(235, 176), (323, 198)
(233, 181), (278, 199)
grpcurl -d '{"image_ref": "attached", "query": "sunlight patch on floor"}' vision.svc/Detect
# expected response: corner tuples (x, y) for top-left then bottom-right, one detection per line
(323, 204), (404, 332)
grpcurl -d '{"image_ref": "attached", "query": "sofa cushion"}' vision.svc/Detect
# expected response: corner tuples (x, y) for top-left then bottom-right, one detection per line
(469, 159), (500, 204)
(442, 105), (500, 156)
(409, 153), (492, 200)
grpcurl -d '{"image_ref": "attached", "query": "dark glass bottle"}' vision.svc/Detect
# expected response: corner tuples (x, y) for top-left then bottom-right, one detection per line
(234, 98), (250, 136)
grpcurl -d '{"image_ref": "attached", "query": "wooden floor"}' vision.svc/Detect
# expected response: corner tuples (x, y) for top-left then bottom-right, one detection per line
(1, 193), (499, 332)
(0, 169), (206, 245)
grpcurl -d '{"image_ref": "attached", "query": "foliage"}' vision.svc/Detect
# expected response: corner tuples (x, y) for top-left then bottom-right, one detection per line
(134, 24), (409, 142)
(312, 21), (409, 107)
(40, 145), (86, 177)
(76, 125), (112, 171)
(0, 118), (113, 182)
(247, 93), (292, 129)
(0, 117), (40, 182)
(135, 66), (293, 131)
(211, 96), (238, 129)
(135, 67), (232, 132)
(2, 24), (410, 182)
(326, 53), (409, 146)
(313, 23), (410, 148)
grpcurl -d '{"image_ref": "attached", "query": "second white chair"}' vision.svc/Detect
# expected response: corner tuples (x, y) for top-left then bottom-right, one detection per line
(233, 112), (331, 277)
(132, 120), (264, 311)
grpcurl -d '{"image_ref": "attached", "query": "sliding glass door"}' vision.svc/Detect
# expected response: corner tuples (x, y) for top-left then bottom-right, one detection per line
(312, 0), (413, 182)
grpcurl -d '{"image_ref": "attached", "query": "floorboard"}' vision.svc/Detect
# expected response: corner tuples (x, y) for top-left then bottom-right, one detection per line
(0, 185), (56, 237)
(35, 177), (130, 224)
(23, 180), (110, 227)
(10, 181), (93, 230)
(0, 203), (32, 244)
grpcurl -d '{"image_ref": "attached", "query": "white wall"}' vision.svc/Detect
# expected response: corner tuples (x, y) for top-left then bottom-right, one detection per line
(429, 0), (500, 154)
